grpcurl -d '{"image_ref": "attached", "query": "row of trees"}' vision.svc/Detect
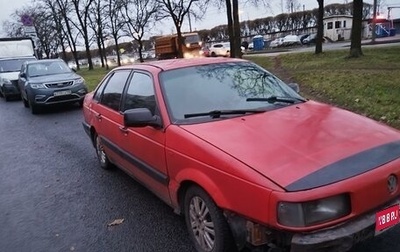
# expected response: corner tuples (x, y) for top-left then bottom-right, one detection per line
(2, 0), (368, 70)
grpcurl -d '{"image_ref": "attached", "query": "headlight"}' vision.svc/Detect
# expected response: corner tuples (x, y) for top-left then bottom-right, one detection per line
(186, 43), (190, 48)
(74, 78), (85, 85)
(30, 83), (46, 89)
(277, 194), (351, 227)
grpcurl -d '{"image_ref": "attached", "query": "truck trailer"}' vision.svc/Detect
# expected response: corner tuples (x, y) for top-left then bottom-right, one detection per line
(155, 32), (202, 60)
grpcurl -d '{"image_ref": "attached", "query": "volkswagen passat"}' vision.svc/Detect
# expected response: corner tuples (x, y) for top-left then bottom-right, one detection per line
(18, 59), (88, 114)
(82, 57), (400, 252)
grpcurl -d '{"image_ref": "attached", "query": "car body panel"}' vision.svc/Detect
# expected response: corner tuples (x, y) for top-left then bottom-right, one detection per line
(82, 57), (400, 251)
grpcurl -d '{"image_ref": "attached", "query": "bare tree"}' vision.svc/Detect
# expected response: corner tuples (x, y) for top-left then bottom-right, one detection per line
(70, 0), (95, 70)
(121, 0), (158, 62)
(349, 0), (363, 57)
(88, 0), (108, 68)
(157, 0), (208, 58)
(105, 0), (125, 66)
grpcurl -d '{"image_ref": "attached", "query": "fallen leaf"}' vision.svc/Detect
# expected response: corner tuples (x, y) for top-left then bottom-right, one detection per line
(108, 218), (124, 226)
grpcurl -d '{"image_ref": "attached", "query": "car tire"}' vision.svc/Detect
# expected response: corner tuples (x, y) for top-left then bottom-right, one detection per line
(22, 96), (29, 108)
(184, 186), (236, 252)
(28, 99), (40, 114)
(4, 94), (10, 102)
(95, 134), (113, 170)
(78, 100), (84, 108)
(211, 52), (216, 57)
(0, 89), (3, 98)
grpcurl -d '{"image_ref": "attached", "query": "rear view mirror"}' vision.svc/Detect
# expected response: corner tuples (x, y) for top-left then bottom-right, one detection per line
(19, 73), (26, 78)
(124, 108), (162, 128)
(288, 83), (300, 93)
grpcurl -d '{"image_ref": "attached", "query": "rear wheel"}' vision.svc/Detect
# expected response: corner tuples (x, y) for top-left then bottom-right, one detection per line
(211, 52), (216, 57)
(95, 134), (112, 170)
(184, 186), (235, 252)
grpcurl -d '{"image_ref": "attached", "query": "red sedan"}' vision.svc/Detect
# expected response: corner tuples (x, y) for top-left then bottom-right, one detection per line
(82, 57), (400, 252)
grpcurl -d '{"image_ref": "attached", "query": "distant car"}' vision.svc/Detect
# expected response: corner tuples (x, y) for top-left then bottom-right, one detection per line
(18, 59), (88, 114)
(282, 35), (301, 46)
(303, 33), (317, 45)
(82, 57), (400, 252)
(199, 47), (210, 57)
(0, 56), (36, 101)
(209, 42), (231, 57)
(269, 38), (284, 48)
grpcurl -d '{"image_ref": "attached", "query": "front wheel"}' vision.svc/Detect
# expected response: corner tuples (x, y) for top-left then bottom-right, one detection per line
(95, 134), (112, 170)
(184, 186), (235, 252)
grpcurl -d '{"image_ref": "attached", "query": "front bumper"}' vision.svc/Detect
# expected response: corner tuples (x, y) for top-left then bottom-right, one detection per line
(27, 84), (87, 106)
(290, 198), (400, 252)
(2, 83), (20, 96)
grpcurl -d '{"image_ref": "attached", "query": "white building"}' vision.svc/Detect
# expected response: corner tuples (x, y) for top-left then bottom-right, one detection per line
(323, 15), (371, 41)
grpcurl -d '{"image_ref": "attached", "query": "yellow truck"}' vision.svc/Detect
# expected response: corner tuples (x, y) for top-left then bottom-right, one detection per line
(155, 32), (202, 59)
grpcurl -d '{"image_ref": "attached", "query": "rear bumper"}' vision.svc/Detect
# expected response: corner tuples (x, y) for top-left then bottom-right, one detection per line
(2, 84), (20, 96)
(290, 198), (400, 252)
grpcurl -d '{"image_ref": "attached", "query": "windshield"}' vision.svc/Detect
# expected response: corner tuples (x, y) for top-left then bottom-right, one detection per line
(0, 58), (34, 73)
(160, 62), (304, 123)
(28, 61), (71, 77)
(184, 34), (200, 44)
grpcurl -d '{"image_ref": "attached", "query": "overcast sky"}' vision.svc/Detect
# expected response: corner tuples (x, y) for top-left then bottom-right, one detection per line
(1, 0), (399, 37)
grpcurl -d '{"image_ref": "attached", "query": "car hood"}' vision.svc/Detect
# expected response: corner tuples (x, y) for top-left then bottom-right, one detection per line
(29, 72), (79, 83)
(0, 72), (19, 81)
(180, 101), (400, 191)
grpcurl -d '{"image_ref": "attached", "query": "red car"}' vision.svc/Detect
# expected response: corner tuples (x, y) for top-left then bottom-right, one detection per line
(82, 57), (400, 252)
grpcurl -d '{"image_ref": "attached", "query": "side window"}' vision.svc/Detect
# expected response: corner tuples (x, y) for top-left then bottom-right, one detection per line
(335, 21), (341, 29)
(123, 72), (156, 114)
(100, 70), (131, 111)
(327, 22), (333, 30)
(343, 21), (346, 28)
(93, 74), (112, 101)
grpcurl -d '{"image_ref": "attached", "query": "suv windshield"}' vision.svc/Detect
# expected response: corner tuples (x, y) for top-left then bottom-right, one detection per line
(160, 62), (305, 123)
(0, 58), (34, 73)
(28, 61), (72, 77)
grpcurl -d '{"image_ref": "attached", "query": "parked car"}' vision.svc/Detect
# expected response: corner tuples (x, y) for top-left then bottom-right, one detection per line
(0, 56), (36, 101)
(209, 42), (231, 57)
(199, 47), (210, 57)
(282, 35), (301, 46)
(18, 59), (88, 114)
(269, 37), (284, 48)
(82, 57), (400, 252)
(303, 33), (317, 45)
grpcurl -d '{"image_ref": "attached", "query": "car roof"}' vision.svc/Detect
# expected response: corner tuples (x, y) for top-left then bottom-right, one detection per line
(115, 57), (247, 72)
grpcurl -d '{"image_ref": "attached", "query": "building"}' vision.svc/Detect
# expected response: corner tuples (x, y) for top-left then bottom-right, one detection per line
(323, 15), (353, 41)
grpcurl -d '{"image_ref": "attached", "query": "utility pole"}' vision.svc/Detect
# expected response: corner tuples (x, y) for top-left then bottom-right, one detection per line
(188, 11), (192, 32)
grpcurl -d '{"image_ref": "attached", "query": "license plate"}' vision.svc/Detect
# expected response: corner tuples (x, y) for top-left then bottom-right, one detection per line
(375, 204), (400, 232)
(54, 90), (71, 96)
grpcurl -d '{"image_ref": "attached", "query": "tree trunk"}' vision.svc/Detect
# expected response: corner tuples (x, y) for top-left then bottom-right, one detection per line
(232, 0), (241, 58)
(349, 0), (363, 58)
(113, 36), (121, 66)
(138, 39), (144, 63)
(225, 0), (235, 58)
(371, 0), (377, 43)
(315, 0), (324, 54)
(176, 25), (184, 58)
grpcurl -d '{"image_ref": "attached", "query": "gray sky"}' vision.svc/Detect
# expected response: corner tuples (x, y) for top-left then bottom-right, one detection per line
(1, 0), (400, 36)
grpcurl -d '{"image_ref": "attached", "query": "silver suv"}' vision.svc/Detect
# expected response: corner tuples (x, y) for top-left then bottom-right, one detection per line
(18, 59), (88, 114)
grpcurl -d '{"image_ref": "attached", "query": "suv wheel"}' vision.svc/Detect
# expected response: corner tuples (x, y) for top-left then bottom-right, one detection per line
(28, 99), (40, 114)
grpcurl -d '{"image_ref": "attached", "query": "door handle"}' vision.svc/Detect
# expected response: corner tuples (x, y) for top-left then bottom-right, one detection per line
(94, 112), (102, 120)
(119, 126), (128, 134)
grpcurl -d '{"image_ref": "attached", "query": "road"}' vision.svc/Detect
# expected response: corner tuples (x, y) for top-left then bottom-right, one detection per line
(1, 98), (400, 252)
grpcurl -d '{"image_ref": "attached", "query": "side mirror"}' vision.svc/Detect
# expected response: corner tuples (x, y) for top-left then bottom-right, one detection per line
(20, 73), (26, 78)
(288, 83), (300, 93)
(124, 108), (162, 128)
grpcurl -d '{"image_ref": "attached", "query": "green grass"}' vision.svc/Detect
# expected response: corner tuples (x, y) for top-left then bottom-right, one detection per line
(77, 46), (400, 129)
(78, 67), (110, 91)
(250, 46), (400, 129)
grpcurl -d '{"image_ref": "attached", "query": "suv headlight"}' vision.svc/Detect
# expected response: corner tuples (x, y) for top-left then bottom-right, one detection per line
(277, 194), (351, 227)
(74, 78), (85, 85)
(30, 83), (46, 89)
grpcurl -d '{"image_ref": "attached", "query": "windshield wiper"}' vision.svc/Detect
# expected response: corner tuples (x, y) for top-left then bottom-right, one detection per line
(246, 96), (306, 104)
(184, 109), (265, 119)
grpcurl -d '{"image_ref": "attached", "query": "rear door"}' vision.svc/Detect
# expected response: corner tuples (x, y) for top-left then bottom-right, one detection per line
(119, 71), (170, 203)
(90, 70), (132, 164)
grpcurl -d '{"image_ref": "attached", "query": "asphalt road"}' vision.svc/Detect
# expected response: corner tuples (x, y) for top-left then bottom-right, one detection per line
(1, 98), (400, 252)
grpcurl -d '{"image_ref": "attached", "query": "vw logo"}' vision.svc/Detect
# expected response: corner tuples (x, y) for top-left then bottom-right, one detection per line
(387, 174), (398, 193)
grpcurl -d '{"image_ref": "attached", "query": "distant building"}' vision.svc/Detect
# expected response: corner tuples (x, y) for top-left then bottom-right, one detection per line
(323, 15), (353, 41)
